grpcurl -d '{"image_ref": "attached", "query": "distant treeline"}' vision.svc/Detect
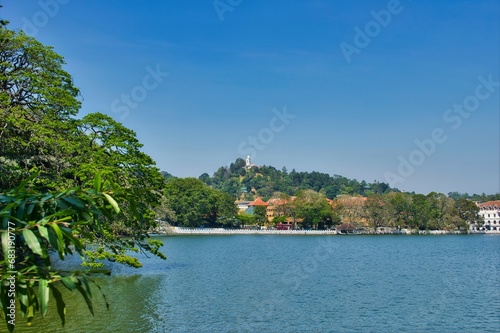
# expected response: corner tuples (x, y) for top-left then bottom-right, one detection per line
(156, 158), (492, 231)
(447, 192), (500, 202)
(162, 158), (498, 201)
(196, 158), (394, 200)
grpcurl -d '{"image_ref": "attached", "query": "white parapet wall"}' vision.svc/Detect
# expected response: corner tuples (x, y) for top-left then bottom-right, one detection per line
(157, 226), (480, 235)
(170, 227), (338, 235)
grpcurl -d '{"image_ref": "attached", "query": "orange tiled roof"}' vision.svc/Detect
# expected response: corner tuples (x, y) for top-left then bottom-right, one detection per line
(478, 200), (500, 209)
(249, 197), (269, 206)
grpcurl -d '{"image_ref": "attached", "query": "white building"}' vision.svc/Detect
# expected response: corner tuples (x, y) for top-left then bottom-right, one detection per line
(472, 200), (500, 233)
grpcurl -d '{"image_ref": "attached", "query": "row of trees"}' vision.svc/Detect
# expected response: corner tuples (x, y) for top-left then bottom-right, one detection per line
(447, 192), (500, 202)
(191, 159), (486, 232)
(163, 172), (483, 232)
(158, 180), (343, 230)
(362, 193), (480, 231)
(159, 178), (237, 227)
(241, 191), (480, 232)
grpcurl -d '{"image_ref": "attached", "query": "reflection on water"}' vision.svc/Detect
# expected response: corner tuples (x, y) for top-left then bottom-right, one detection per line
(12, 274), (162, 333)
(2, 235), (499, 333)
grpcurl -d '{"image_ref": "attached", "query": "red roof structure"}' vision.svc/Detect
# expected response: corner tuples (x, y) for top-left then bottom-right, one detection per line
(478, 200), (500, 209)
(249, 197), (268, 206)
(336, 222), (356, 232)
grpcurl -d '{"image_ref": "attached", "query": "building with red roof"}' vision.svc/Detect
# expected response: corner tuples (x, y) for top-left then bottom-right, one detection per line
(472, 200), (500, 233)
(248, 197), (269, 207)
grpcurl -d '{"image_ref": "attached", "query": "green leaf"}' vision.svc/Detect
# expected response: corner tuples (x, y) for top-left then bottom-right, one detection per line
(38, 279), (49, 316)
(61, 196), (85, 209)
(40, 194), (53, 203)
(56, 199), (70, 210)
(90, 279), (110, 310)
(37, 225), (49, 242)
(16, 201), (26, 220)
(80, 276), (92, 298)
(17, 283), (29, 317)
(103, 193), (120, 213)
(26, 304), (35, 325)
(22, 229), (44, 256)
(26, 202), (36, 215)
(94, 174), (102, 192)
(50, 284), (66, 326)
(76, 283), (94, 316)
(48, 225), (64, 260)
(61, 277), (77, 291)
(59, 227), (83, 253)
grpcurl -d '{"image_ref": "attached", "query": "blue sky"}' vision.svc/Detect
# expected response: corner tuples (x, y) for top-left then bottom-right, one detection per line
(2, 0), (499, 195)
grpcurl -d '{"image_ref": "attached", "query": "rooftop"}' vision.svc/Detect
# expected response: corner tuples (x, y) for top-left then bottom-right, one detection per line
(478, 200), (500, 209)
(249, 197), (269, 206)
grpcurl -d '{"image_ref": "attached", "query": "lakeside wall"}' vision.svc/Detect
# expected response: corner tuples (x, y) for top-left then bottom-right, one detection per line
(156, 226), (487, 235)
(168, 227), (337, 235)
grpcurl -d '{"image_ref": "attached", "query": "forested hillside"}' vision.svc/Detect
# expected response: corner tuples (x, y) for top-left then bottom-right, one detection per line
(197, 158), (395, 199)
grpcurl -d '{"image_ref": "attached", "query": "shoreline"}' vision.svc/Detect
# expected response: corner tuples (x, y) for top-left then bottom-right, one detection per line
(153, 226), (499, 236)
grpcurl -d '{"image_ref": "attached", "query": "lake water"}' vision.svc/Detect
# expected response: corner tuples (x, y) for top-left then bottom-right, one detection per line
(5, 235), (500, 333)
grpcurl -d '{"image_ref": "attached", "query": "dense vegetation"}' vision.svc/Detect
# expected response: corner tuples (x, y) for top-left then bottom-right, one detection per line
(361, 193), (480, 231)
(184, 159), (484, 231)
(161, 178), (237, 228)
(149, 159), (485, 232)
(199, 158), (394, 200)
(0, 22), (166, 331)
(447, 192), (500, 202)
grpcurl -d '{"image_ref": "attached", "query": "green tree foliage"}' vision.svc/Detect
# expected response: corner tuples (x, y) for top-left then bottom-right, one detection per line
(0, 22), (166, 331)
(447, 191), (500, 202)
(229, 158), (246, 177)
(385, 192), (413, 228)
(253, 206), (268, 226)
(363, 194), (388, 229)
(236, 213), (256, 227)
(75, 113), (165, 235)
(0, 25), (81, 189)
(0, 176), (166, 332)
(335, 195), (365, 225)
(362, 192), (479, 231)
(200, 159), (395, 200)
(425, 192), (456, 230)
(0, 22), (165, 233)
(163, 178), (237, 227)
(455, 198), (482, 228)
(293, 190), (337, 230)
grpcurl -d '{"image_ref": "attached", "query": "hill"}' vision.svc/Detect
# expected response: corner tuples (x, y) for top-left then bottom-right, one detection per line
(196, 158), (396, 200)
